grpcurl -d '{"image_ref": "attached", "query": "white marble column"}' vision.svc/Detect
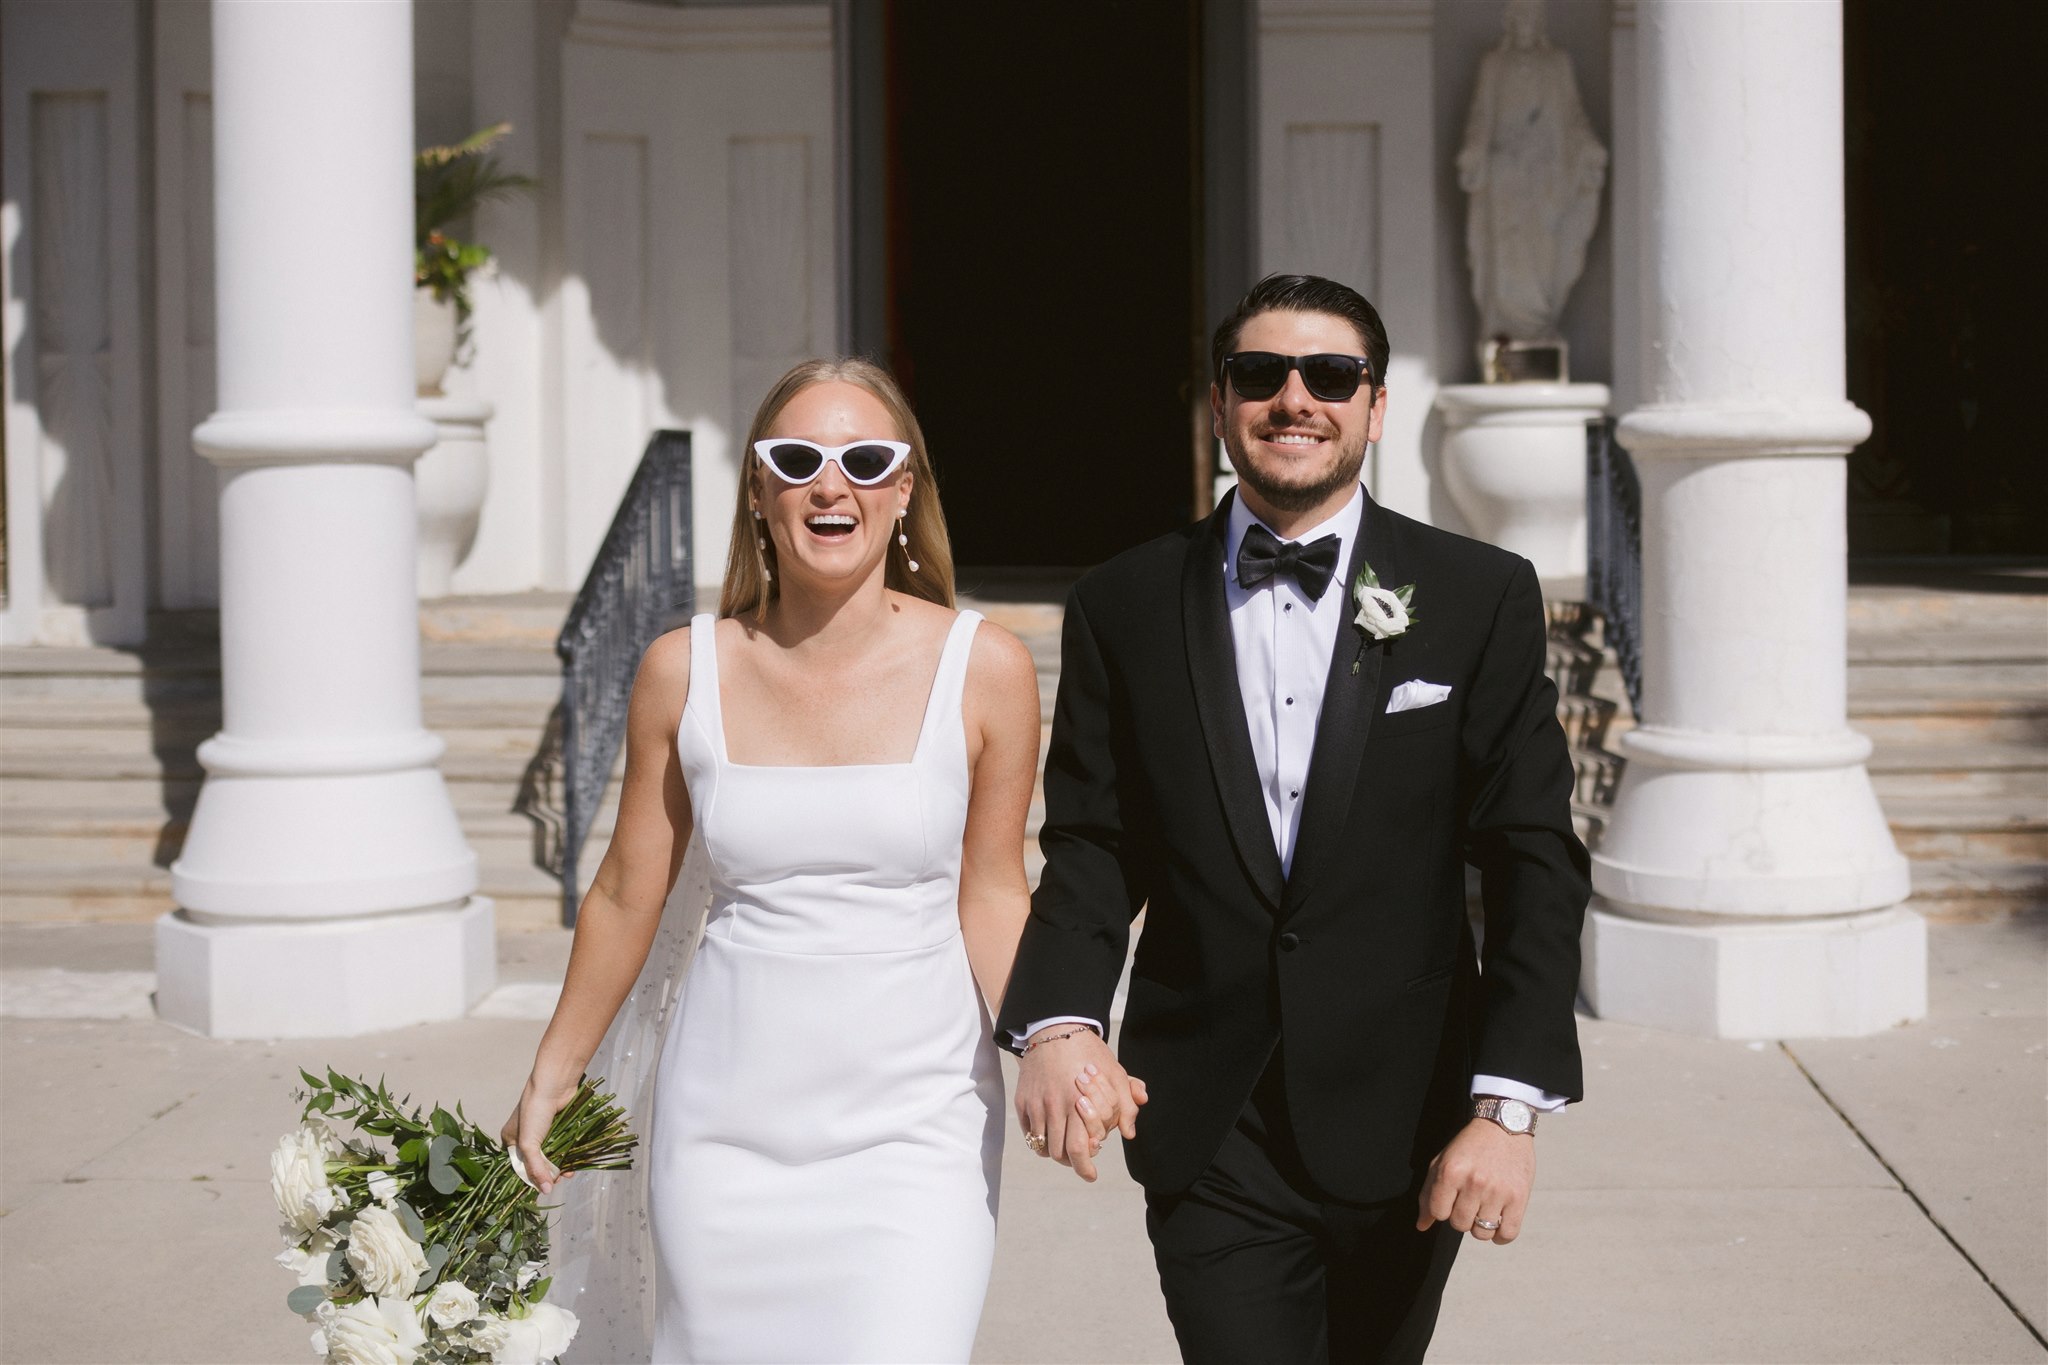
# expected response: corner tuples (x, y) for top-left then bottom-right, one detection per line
(156, 0), (493, 1039)
(1582, 0), (1923, 1039)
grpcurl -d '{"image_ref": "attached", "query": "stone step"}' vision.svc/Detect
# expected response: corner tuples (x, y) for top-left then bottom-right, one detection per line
(1908, 857), (2048, 920)
(1843, 569), (2048, 632)
(1846, 628), (2048, 665)
(1847, 660), (2048, 697)
(0, 745), (604, 786)
(1871, 765), (2048, 801)
(1883, 798), (2048, 861)
(1847, 697), (2048, 746)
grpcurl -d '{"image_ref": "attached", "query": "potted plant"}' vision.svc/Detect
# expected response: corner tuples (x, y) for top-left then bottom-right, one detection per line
(414, 122), (535, 394)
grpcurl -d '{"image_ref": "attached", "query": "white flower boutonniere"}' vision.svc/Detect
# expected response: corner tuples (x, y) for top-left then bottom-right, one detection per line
(1351, 564), (1417, 672)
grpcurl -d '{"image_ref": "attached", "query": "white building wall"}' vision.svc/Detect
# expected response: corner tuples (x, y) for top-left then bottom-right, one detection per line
(1256, 0), (1440, 525)
(1, 0), (153, 645)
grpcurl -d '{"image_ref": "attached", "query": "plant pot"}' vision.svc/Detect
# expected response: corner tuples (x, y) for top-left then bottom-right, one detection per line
(415, 395), (493, 597)
(1434, 382), (1610, 582)
(414, 290), (458, 396)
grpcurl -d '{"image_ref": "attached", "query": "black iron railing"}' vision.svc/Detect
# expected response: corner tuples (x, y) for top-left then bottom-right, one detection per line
(1586, 417), (1644, 720)
(546, 430), (693, 925)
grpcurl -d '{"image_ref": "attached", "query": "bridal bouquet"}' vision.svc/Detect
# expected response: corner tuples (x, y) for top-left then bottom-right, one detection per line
(271, 1068), (636, 1365)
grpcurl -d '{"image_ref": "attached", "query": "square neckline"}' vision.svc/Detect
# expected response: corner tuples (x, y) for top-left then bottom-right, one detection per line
(697, 611), (981, 771)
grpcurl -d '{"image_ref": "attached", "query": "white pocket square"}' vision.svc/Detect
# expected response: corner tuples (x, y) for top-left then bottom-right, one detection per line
(1386, 680), (1452, 715)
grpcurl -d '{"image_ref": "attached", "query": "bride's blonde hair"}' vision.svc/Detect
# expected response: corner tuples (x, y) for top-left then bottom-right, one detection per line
(719, 359), (956, 620)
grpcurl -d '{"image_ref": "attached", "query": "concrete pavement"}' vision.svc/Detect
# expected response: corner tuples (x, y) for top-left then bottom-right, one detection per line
(2, 913), (2042, 1363)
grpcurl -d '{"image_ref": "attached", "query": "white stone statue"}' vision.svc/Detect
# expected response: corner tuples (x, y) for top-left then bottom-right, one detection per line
(1457, 0), (1607, 354)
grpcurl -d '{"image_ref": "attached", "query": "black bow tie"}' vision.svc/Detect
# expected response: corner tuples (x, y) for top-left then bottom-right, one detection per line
(1236, 523), (1341, 601)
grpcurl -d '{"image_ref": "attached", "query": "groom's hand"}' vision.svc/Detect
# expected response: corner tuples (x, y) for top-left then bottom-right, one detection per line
(1417, 1118), (1536, 1245)
(1015, 1027), (1147, 1182)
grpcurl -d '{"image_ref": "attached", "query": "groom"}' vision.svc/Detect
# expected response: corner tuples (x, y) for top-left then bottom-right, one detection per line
(1000, 274), (1589, 1363)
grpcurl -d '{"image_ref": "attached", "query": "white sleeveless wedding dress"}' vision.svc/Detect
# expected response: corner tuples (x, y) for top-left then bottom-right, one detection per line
(639, 609), (1004, 1364)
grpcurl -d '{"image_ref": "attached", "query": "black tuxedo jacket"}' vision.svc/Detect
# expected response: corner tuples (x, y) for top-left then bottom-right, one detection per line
(996, 491), (1589, 1202)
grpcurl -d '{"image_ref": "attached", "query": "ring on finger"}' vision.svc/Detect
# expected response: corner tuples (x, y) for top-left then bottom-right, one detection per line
(1474, 1217), (1501, 1232)
(1025, 1132), (1047, 1154)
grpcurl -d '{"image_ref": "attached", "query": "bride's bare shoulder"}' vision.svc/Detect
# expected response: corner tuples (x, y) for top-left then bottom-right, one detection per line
(635, 623), (695, 705)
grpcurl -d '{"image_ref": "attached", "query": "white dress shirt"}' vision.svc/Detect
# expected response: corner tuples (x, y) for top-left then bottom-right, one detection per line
(1021, 486), (1563, 1113)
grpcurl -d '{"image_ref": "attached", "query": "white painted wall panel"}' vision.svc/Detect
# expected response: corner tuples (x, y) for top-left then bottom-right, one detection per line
(154, 0), (221, 609)
(2, 0), (149, 644)
(1257, 0), (1437, 523)
(558, 0), (837, 591)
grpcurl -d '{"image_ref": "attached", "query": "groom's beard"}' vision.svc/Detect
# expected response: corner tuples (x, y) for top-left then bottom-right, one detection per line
(1224, 419), (1370, 515)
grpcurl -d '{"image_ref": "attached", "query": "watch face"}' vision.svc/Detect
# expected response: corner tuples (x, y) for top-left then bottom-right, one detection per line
(1499, 1099), (1534, 1133)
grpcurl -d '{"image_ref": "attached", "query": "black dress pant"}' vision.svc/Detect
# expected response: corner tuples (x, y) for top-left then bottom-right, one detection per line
(1144, 1053), (1461, 1365)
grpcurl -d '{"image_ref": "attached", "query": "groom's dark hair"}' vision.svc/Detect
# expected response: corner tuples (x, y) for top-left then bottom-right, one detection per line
(1211, 274), (1391, 395)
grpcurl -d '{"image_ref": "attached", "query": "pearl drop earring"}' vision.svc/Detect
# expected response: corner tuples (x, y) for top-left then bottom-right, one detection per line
(753, 508), (771, 580)
(898, 508), (919, 573)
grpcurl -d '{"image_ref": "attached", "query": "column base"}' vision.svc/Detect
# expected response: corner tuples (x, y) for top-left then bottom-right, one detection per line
(154, 897), (497, 1039)
(1581, 901), (1927, 1039)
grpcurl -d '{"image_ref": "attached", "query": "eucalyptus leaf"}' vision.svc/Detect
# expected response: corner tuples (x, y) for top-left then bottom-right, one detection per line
(325, 1247), (348, 1280)
(425, 1243), (451, 1269)
(393, 1201), (426, 1242)
(428, 1134), (457, 1167)
(286, 1285), (328, 1316)
(427, 1161), (461, 1195)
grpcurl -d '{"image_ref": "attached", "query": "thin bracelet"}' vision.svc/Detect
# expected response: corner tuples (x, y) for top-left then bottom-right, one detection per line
(1021, 1026), (1093, 1055)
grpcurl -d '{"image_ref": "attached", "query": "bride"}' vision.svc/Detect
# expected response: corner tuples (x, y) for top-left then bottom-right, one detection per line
(501, 359), (1112, 1364)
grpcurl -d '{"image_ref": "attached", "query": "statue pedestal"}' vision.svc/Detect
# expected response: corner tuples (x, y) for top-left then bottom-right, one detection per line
(1435, 382), (1608, 580)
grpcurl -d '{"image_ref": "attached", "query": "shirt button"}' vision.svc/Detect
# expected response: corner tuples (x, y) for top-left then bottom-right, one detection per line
(1289, 789), (1300, 799)
(1285, 696), (1294, 706)
(1284, 602), (1293, 613)
(1279, 932), (1301, 952)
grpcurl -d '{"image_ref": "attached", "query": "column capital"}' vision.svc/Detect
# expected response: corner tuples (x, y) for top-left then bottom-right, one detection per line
(1617, 401), (1870, 460)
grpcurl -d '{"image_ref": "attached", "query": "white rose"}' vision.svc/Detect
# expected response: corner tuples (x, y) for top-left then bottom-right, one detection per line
(271, 1123), (344, 1234)
(423, 1281), (480, 1329)
(345, 1204), (430, 1298)
(1353, 584), (1409, 639)
(478, 1302), (579, 1365)
(277, 1229), (341, 1289)
(366, 1171), (401, 1206)
(316, 1295), (426, 1365)
(465, 1314), (511, 1354)
(526, 1301), (578, 1358)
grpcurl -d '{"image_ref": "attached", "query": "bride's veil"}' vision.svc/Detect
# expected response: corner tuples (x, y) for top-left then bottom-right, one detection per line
(551, 833), (714, 1363)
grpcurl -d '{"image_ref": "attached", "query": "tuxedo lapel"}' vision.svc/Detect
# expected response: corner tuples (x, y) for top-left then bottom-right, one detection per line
(1182, 493), (1287, 910)
(1283, 494), (1399, 914)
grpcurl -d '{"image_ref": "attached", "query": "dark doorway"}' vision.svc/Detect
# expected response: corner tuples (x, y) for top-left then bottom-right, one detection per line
(884, 2), (1205, 568)
(1844, 0), (2048, 556)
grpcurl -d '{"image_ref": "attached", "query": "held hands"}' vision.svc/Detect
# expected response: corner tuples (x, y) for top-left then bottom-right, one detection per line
(499, 1070), (581, 1197)
(1416, 1116), (1535, 1245)
(1014, 1027), (1148, 1182)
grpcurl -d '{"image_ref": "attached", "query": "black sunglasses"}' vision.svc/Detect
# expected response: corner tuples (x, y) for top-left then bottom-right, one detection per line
(1221, 351), (1376, 403)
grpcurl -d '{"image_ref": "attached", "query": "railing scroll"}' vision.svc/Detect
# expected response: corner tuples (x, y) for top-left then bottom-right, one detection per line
(1586, 417), (1644, 721)
(551, 430), (693, 926)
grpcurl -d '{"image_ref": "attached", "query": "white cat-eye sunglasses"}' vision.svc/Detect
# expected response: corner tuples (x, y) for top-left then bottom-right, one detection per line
(752, 438), (912, 487)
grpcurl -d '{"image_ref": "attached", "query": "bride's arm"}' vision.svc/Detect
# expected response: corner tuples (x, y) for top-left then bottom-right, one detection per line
(503, 627), (695, 1192)
(956, 623), (1042, 1014)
